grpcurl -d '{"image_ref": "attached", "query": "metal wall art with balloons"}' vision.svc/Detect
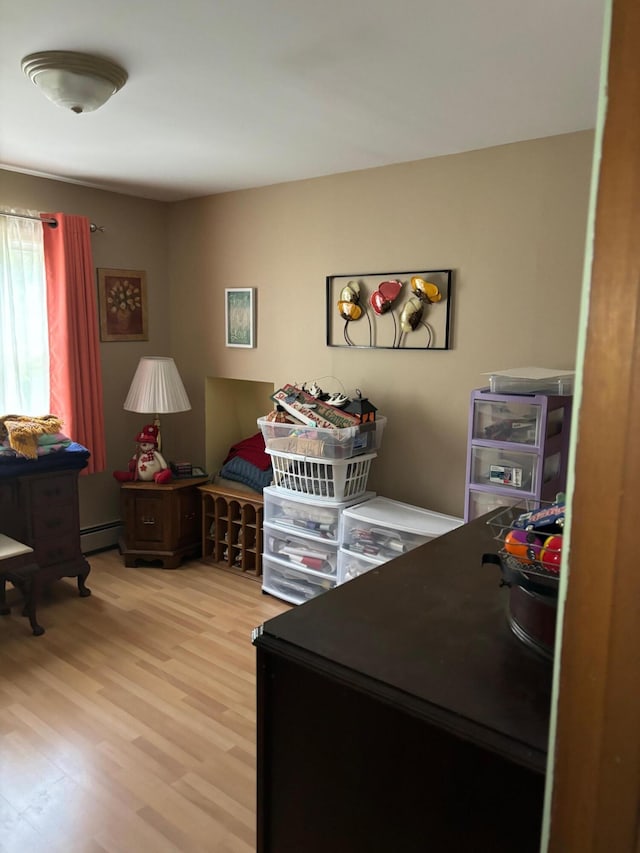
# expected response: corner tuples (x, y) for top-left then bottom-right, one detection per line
(326, 269), (452, 350)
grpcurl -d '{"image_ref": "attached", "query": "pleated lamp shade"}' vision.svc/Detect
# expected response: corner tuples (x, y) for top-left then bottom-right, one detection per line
(124, 357), (191, 450)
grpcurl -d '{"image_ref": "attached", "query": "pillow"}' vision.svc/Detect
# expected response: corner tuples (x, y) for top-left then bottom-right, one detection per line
(219, 455), (273, 492)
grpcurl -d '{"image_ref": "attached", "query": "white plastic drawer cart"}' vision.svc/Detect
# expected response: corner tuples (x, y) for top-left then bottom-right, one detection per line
(261, 486), (374, 605)
(339, 497), (463, 583)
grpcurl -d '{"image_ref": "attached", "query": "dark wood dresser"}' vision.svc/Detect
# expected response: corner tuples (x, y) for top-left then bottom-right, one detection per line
(0, 447), (91, 597)
(253, 513), (553, 853)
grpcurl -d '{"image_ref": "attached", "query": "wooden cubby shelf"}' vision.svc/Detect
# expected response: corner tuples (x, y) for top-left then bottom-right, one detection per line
(199, 483), (264, 578)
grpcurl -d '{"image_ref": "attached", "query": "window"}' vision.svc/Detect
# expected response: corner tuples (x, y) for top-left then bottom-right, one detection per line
(0, 212), (49, 413)
(0, 208), (107, 473)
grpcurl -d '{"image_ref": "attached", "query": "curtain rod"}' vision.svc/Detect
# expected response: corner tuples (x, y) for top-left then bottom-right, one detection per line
(0, 210), (104, 233)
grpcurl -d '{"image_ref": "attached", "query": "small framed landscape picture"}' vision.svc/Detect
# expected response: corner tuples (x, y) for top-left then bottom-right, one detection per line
(225, 288), (255, 348)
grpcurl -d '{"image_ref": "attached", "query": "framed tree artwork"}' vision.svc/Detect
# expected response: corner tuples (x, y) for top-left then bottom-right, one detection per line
(97, 268), (148, 342)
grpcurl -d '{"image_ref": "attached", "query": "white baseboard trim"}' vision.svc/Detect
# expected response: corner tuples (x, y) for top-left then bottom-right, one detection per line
(81, 521), (122, 554)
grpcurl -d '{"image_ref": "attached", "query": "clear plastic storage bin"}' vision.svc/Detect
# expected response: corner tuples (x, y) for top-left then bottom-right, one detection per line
(466, 490), (525, 520)
(469, 446), (537, 491)
(337, 548), (383, 583)
(258, 415), (386, 460)
(472, 399), (542, 445)
(471, 397), (570, 447)
(263, 486), (374, 544)
(263, 522), (338, 576)
(340, 497), (463, 561)
(262, 554), (337, 605)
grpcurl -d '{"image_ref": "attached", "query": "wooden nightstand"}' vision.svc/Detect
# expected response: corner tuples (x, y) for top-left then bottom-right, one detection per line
(119, 476), (209, 569)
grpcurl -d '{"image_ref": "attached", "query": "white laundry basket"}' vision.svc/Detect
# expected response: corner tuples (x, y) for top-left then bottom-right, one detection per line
(267, 450), (376, 502)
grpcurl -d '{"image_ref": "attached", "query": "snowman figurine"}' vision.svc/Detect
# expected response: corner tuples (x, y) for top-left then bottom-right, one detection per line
(113, 424), (172, 484)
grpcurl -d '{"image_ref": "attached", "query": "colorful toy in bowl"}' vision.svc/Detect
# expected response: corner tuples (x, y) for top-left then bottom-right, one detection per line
(540, 534), (563, 573)
(504, 528), (541, 564)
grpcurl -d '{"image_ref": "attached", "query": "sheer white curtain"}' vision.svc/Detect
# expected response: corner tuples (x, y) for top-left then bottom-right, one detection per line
(0, 210), (50, 413)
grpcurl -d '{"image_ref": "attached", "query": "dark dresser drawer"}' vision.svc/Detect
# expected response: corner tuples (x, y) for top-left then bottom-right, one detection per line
(34, 534), (80, 567)
(32, 506), (75, 539)
(0, 480), (25, 539)
(30, 472), (76, 508)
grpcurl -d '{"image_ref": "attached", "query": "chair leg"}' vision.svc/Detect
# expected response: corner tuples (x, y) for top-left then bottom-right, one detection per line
(23, 577), (45, 636)
(6, 573), (45, 637)
(0, 578), (9, 615)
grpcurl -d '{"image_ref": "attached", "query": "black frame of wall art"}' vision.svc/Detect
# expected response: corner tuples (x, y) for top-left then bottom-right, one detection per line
(326, 268), (453, 350)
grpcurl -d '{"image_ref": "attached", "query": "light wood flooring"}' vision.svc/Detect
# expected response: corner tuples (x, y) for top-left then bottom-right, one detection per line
(0, 550), (291, 853)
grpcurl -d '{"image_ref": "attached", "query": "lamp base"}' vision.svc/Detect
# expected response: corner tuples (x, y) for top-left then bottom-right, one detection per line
(153, 414), (162, 452)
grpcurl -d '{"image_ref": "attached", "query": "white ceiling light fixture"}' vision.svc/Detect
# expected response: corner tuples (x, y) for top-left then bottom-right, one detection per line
(21, 50), (127, 114)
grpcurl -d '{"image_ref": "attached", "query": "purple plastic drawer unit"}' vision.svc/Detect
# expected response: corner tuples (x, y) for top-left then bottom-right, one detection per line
(464, 388), (573, 522)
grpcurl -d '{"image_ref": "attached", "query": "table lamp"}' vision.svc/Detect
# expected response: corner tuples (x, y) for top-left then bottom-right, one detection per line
(123, 356), (191, 452)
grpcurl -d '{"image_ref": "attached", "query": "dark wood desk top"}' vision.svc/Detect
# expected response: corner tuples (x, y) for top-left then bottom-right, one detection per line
(257, 513), (552, 773)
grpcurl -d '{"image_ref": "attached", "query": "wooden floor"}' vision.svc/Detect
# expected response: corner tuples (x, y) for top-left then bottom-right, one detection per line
(0, 550), (291, 853)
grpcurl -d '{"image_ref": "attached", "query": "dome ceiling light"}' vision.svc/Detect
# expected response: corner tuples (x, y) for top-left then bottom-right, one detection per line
(21, 50), (127, 114)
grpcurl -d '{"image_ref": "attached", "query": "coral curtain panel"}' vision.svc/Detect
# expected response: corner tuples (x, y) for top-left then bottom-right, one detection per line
(42, 213), (106, 473)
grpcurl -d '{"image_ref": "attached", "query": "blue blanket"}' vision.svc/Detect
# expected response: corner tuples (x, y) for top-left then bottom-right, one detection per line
(0, 442), (90, 477)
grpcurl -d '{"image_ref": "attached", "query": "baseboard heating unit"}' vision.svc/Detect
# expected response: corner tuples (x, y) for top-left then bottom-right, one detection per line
(80, 521), (122, 554)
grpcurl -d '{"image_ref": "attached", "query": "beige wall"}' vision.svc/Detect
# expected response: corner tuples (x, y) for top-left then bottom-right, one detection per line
(1, 130), (593, 525)
(0, 169), (171, 528)
(169, 131), (594, 517)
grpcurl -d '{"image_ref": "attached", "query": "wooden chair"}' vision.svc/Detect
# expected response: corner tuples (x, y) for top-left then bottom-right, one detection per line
(0, 533), (45, 636)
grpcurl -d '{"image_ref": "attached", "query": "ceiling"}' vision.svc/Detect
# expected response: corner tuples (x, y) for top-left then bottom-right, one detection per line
(0, 0), (606, 203)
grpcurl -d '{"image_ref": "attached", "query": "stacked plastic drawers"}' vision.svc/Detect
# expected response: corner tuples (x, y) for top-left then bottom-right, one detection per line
(258, 415), (386, 605)
(338, 497), (464, 583)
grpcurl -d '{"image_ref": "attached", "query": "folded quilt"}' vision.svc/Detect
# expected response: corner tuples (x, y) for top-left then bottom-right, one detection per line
(0, 414), (64, 459)
(223, 431), (272, 471)
(0, 440), (72, 458)
(219, 455), (273, 492)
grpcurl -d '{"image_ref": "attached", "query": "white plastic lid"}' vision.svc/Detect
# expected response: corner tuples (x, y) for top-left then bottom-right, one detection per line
(482, 367), (575, 380)
(343, 496), (463, 536)
(263, 485), (376, 508)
